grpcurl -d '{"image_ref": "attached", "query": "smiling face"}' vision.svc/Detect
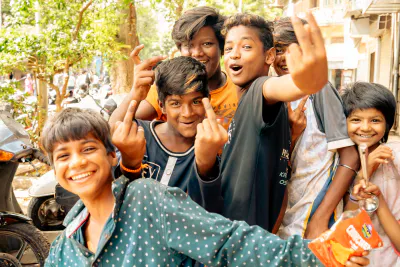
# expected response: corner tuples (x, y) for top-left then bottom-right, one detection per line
(347, 108), (387, 150)
(223, 25), (274, 88)
(180, 26), (221, 79)
(273, 43), (290, 76)
(52, 133), (117, 200)
(162, 91), (206, 139)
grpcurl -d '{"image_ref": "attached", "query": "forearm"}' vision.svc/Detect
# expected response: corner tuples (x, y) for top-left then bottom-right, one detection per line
(263, 75), (321, 104)
(376, 194), (400, 251)
(312, 146), (359, 221)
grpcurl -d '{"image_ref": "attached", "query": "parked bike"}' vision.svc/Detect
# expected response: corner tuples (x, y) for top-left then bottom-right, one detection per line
(0, 104), (50, 266)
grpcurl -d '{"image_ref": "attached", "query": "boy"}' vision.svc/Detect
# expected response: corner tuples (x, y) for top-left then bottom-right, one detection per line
(190, 13), (328, 234)
(43, 107), (327, 266)
(109, 6), (237, 130)
(273, 17), (359, 239)
(112, 56), (211, 202)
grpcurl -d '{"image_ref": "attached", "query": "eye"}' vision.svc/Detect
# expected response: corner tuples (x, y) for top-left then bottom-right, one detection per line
(170, 101), (180, 107)
(371, 119), (382, 123)
(203, 42), (213, 47)
(243, 45), (252, 49)
(276, 48), (283, 54)
(193, 99), (202, 105)
(56, 153), (69, 161)
(224, 47), (232, 53)
(350, 118), (361, 122)
(83, 147), (96, 153)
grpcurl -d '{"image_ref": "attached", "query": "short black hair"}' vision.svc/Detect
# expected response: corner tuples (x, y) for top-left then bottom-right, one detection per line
(41, 108), (114, 165)
(273, 17), (307, 46)
(222, 13), (274, 51)
(155, 56), (209, 104)
(172, 6), (226, 53)
(341, 82), (396, 143)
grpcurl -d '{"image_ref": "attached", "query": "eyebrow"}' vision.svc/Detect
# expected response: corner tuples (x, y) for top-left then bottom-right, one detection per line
(53, 139), (98, 153)
(225, 36), (255, 44)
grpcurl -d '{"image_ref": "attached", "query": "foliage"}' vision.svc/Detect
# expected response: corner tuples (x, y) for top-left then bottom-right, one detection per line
(0, 79), (40, 145)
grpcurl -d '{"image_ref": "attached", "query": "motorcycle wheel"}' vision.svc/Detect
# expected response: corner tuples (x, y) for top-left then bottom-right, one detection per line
(28, 196), (65, 231)
(0, 253), (22, 267)
(0, 223), (50, 266)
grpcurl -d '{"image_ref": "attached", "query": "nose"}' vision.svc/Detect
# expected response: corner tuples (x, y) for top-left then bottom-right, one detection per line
(190, 45), (204, 58)
(181, 104), (193, 118)
(69, 153), (87, 169)
(229, 46), (240, 60)
(360, 120), (371, 131)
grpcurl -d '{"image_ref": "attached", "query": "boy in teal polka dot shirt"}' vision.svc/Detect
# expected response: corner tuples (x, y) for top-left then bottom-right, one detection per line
(42, 106), (368, 266)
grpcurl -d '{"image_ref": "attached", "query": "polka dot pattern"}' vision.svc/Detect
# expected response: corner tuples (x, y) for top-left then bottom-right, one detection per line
(45, 177), (322, 266)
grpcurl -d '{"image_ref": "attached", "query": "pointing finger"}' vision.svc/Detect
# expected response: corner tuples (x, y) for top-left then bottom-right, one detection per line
(131, 44), (144, 65)
(306, 11), (325, 51)
(122, 100), (137, 134)
(202, 98), (216, 121)
(297, 96), (308, 112)
(287, 102), (293, 114)
(291, 15), (311, 55)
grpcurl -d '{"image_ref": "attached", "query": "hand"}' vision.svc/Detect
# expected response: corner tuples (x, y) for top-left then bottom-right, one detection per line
(288, 96), (308, 142)
(366, 144), (393, 178)
(345, 251), (370, 267)
(130, 44), (166, 101)
(112, 100), (146, 169)
(287, 12), (328, 94)
(195, 98), (228, 177)
(352, 180), (381, 200)
(304, 217), (327, 239)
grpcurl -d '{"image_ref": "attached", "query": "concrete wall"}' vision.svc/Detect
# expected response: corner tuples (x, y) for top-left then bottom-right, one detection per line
(379, 30), (392, 88)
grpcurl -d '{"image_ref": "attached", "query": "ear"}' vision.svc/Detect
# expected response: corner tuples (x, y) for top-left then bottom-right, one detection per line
(158, 100), (167, 114)
(109, 151), (118, 167)
(265, 47), (276, 65)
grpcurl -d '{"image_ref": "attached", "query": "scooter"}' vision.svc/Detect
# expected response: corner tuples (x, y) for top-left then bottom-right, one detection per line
(0, 104), (50, 266)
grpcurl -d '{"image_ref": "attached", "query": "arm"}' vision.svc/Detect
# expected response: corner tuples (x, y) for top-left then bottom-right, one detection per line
(376, 194), (400, 251)
(287, 97), (308, 155)
(262, 14), (328, 105)
(305, 146), (359, 239)
(108, 44), (165, 132)
(162, 185), (370, 267)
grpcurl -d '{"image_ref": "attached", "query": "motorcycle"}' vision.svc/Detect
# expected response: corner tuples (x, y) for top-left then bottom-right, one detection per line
(0, 104), (50, 266)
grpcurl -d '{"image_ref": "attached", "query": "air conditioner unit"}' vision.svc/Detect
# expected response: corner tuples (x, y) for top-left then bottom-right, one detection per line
(370, 14), (391, 37)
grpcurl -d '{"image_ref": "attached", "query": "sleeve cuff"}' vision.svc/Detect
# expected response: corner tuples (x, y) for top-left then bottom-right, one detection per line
(327, 138), (355, 152)
(194, 160), (222, 185)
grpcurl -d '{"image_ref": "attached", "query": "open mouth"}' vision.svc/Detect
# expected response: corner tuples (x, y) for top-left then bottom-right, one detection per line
(280, 65), (288, 71)
(229, 64), (243, 75)
(355, 133), (376, 139)
(180, 121), (195, 126)
(198, 60), (208, 65)
(69, 171), (94, 181)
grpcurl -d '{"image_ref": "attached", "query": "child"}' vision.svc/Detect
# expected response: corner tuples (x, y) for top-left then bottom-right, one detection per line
(42, 107), (323, 266)
(189, 12), (328, 234)
(109, 6), (237, 130)
(273, 17), (359, 240)
(112, 56), (212, 208)
(342, 82), (400, 267)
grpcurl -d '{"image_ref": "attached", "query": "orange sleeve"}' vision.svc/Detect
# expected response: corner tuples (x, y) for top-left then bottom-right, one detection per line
(145, 84), (163, 119)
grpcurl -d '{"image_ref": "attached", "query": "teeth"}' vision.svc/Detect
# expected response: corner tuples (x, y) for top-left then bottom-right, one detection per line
(71, 172), (93, 180)
(357, 134), (373, 138)
(199, 61), (207, 64)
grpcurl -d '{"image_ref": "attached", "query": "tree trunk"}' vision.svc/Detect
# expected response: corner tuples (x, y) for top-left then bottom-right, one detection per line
(37, 79), (48, 134)
(110, 2), (139, 94)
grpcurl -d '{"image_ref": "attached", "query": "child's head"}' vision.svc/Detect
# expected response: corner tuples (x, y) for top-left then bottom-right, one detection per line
(222, 13), (275, 88)
(172, 6), (226, 79)
(341, 82), (396, 148)
(273, 17), (307, 76)
(41, 108), (116, 198)
(155, 56), (208, 138)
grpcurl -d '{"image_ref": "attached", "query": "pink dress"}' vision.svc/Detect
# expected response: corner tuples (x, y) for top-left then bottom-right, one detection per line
(367, 141), (400, 266)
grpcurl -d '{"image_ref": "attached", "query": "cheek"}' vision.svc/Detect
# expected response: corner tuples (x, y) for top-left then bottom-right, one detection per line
(180, 49), (190, 57)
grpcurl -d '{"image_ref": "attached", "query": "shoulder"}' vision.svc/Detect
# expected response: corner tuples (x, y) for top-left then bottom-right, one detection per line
(126, 178), (167, 199)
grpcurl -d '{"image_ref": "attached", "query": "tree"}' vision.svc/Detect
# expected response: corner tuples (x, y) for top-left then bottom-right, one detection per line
(0, 0), (126, 131)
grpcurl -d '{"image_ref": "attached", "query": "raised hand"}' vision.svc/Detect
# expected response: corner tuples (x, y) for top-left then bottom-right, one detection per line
(288, 96), (308, 143)
(287, 12), (328, 94)
(195, 98), (228, 177)
(130, 44), (166, 101)
(112, 100), (146, 170)
(366, 144), (394, 178)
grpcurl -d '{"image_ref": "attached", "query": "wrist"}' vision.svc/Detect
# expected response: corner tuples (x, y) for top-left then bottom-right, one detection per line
(121, 156), (142, 170)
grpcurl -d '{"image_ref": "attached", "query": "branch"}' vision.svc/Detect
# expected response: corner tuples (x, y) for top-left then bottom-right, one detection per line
(72, 0), (93, 41)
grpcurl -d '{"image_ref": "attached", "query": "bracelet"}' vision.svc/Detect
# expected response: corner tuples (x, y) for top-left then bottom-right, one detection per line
(349, 194), (359, 203)
(338, 164), (358, 176)
(120, 162), (147, 173)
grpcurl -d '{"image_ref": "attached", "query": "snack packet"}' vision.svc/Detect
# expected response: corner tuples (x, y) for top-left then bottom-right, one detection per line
(308, 209), (383, 267)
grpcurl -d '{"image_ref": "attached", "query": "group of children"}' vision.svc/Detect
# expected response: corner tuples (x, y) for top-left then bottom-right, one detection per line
(41, 6), (399, 267)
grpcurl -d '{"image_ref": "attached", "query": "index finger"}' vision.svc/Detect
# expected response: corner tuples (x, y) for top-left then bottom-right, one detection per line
(139, 55), (167, 71)
(306, 11), (325, 51)
(123, 100), (138, 127)
(202, 98), (216, 121)
(130, 44), (144, 65)
(297, 96), (308, 111)
(291, 15), (312, 54)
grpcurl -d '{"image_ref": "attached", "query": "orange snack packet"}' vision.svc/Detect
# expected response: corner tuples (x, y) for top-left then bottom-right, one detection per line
(308, 209), (383, 267)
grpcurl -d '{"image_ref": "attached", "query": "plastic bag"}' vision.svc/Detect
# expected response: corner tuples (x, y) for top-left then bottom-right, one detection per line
(308, 209), (383, 267)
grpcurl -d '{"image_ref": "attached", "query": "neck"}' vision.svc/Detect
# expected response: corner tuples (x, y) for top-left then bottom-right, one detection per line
(155, 122), (194, 152)
(80, 182), (115, 225)
(208, 67), (226, 91)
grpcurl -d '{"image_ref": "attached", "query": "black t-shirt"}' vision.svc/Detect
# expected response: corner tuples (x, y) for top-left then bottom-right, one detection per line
(194, 76), (291, 232)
